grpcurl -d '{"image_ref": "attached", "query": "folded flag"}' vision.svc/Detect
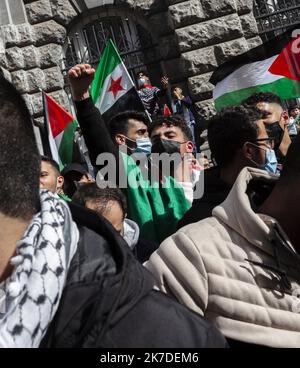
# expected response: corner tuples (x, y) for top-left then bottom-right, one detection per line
(210, 28), (300, 110)
(91, 39), (145, 122)
(42, 92), (78, 168)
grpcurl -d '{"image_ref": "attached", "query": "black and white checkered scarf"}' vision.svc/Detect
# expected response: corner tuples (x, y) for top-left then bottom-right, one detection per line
(0, 190), (79, 347)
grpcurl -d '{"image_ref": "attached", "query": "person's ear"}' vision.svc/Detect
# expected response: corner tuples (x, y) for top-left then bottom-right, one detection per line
(242, 142), (255, 160)
(186, 141), (194, 153)
(282, 110), (289, 127)
(57, 175), (64, 190)
(115, 134), (126, 146)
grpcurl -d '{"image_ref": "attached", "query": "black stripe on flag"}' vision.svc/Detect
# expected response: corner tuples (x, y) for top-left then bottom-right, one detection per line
(102, 87), (147, 124)
(40, 91), (52, 158)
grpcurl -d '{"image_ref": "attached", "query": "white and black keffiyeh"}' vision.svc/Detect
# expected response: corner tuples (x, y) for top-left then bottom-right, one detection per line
(0, 190), (79, 348)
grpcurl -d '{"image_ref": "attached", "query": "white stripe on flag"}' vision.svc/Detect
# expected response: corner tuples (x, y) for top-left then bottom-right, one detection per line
(48, 129), (62, 165)
(213, 55), (282, 99)
(95, 63), (133, 114)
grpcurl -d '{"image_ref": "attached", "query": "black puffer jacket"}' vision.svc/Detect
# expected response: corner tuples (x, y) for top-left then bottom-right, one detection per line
(41, 203), (227, 348)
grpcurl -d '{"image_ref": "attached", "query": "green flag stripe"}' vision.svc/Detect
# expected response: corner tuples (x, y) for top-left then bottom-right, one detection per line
(90, 39), (122, 103)
(215, 77), (300, 111)
(58, 119), (78, 167)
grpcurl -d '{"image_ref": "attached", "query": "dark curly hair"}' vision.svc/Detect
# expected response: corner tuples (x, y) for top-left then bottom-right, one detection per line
(208, 105), (269, 168)
(149, 115), (193, 141)
(242, 92), (283, 108)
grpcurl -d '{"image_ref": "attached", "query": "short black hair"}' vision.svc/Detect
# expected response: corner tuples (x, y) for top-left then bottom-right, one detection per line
(41, 155), (60, 174)
(108, 111), (149, 140)
(136, 71), (148, 78)
(242, 92), (283, 108)
(72, 183), (127, 218)
(288, 105), (299, 116)
(207, 105), (268, 168)
(149, 115), (193, 141)
(0, 74), (40, 220)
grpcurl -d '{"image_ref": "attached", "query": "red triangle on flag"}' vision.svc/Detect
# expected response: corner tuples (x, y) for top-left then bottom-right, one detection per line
(45, 93), (74, 138)
(269, 33), (300, 81)
(164, 104), (172, 117)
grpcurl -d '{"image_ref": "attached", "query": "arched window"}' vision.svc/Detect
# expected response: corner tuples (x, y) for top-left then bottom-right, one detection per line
(63, 13), (159, 82)
(254, 0), (300, 42)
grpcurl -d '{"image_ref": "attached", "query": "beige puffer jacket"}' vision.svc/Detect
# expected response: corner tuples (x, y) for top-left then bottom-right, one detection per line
(146, 167), (300, 348)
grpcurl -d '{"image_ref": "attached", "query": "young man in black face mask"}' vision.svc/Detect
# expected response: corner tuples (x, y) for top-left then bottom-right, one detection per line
(68, 64), (193, 243)
(149, 116), (201, 204)
(242, 92), (291, 165)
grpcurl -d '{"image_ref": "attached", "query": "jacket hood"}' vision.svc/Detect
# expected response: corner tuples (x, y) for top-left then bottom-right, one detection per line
(123, 218), (140, 249)
(213, 167), (280, 255)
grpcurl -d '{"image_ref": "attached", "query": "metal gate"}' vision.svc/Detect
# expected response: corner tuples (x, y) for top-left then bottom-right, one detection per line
(254, 0), (300, 42)
(63, 15), (157, 82)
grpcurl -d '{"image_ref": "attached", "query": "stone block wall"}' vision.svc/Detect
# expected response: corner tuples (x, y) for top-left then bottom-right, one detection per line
(161, 0), (262, 118)
(0, 0), (77, 126)
(0, 0), (261, 124)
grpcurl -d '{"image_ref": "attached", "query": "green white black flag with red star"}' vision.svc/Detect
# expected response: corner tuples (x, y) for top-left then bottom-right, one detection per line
(90, 39), (145, 122)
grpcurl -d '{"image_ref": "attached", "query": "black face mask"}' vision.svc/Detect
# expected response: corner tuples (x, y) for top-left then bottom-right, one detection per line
(265, 121), (284, 152)
(151, 138), (182, 155)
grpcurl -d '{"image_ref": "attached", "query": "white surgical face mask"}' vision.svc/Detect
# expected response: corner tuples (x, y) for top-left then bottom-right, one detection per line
(138, 78), (146, 88)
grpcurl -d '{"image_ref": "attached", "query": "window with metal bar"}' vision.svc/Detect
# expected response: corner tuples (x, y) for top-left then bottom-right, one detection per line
(254, 0), (300, 42)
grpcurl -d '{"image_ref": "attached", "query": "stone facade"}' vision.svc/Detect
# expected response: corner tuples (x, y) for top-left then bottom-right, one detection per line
(0, 0), (262, 124)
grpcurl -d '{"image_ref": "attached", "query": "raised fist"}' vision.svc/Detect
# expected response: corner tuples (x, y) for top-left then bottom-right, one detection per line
(68, 64), (96, 101)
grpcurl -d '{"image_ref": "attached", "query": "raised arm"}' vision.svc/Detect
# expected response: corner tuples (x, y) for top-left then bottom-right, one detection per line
(68, 64), (119, 166)
(155, 76), (169, 98)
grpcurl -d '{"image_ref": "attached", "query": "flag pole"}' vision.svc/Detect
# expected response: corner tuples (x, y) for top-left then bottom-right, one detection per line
(39, 89), (52, 158)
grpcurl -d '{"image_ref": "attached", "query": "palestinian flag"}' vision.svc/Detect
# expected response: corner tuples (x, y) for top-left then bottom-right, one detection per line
(211, 28), (300, 111)
(42, 92), (78, 169)
(91, 39), (145, 122)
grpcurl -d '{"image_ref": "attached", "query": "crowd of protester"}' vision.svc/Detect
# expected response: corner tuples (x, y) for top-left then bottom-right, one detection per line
(1, 62), (300, 348)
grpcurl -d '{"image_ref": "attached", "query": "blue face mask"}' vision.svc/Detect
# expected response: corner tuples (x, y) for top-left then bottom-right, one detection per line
(249, 143), (278, 174)
(134, 138), (152, 155)
(263, 148), (278, 174)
